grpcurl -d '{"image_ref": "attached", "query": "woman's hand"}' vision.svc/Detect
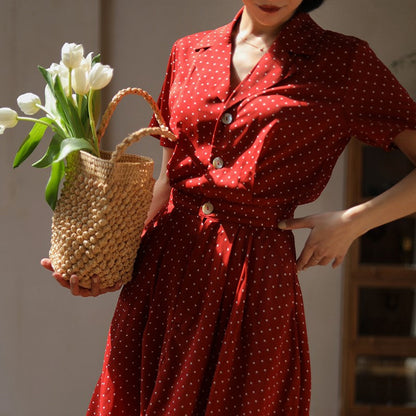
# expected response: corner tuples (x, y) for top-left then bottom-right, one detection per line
(144, 147), (174, 226)
(40, 258), (123, 297)
(278, 210), (366, 271)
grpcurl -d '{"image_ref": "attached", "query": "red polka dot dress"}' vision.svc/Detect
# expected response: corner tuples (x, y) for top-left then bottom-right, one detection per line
(87, 8), (416, 416)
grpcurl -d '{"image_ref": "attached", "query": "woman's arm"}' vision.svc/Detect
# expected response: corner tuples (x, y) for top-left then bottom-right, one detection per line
(278, 129), (416, 271)
(144, 146), (174, 225)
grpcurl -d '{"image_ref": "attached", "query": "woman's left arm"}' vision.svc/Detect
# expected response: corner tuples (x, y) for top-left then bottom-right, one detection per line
(279, 129), (416, 271)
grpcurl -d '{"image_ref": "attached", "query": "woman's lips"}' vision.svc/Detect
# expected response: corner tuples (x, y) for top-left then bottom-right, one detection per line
(258, 5), (281, 13)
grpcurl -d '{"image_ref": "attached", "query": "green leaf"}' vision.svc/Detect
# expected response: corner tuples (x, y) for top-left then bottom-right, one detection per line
(52, 76), (74, 134)
(49, 120), (67, 139)
(54, 137), (95, 163)
(79, 95), (91, 137)
(38, 67), (70, 138)
(32, 133), (63, 168)
(45, 160), (65, 210)
(91, 89), (101, 128)
(92, 54), (101, 65)
(66, 94), (87, 138)
(13, 117), (54, 168)
(53, 76), (85, 138)
(38, 65), (54, 92)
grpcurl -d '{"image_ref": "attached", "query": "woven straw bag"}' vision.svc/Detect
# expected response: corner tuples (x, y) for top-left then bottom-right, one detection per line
(49, 88), (176, 289)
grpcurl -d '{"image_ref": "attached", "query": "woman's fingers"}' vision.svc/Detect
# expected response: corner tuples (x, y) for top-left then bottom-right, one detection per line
(307, 255), (321, 267)
(90, 276), (100, 297)
(288, 211), (356, 271)
(318, 256), (333, 266)
(104, 281), (123, 293)
(70, 275), (81, 296)
(69, 274), (122, 297)
(53, 272), (71, 289)
(43, 258), (123, 296)
(298, 251), (345, 271)
(278, 216), (313, 231)
(332, 256), (345, 269)
(297, 244), (338, 270)
(40, 258), (54, 272)
(90, 275), (122, 296)
(42, 258), (70, 289)
(296, 246), (315, 271)
(51, 270), (86, 294)
(69, 275), (97, 297)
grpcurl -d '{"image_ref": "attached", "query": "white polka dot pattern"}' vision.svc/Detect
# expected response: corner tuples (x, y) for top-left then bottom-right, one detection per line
(87, 7), (416, 416)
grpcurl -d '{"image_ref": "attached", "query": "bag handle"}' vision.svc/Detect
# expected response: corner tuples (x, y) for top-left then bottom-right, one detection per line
(110, 126), (175, 163)
(96, 87), (177, 162)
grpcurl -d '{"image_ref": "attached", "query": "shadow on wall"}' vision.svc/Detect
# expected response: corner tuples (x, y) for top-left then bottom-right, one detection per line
(391, 51), (416, 99)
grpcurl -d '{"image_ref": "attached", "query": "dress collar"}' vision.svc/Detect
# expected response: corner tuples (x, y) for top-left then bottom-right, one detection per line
(195, 7), (324, 56)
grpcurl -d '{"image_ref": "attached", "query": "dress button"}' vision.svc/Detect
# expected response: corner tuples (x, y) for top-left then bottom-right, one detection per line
(212, 156), (224, 169)
(202, 202), (214, 215)
(221, 112), (233, 125)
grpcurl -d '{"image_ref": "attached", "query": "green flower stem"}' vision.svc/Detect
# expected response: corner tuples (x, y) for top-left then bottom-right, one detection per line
(67, 68), (77, 107)
(17, 116), (51, 128)
(21, 110), (67, 138)
(87, 89), (100, 157)
(68, 68), (72, 97)
(35, 103), (56, 121)
(77, 94), (83, 117)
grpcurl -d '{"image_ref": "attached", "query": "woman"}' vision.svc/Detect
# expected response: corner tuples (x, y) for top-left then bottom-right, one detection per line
(42, 0), (416, 414)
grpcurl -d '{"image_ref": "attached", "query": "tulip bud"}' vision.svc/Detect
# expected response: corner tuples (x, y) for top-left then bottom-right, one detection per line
(17, 93), (41, 115)
(0, 108), (18, 129)
(72, 52), (94, 95)
(80, 52), (93, 72)
(73, 67), (90, 95)
(61, 43), (84, 69)
(89, 63), (113, 90)
(47, 62), (70, 95)
(48, 62), (68, 78)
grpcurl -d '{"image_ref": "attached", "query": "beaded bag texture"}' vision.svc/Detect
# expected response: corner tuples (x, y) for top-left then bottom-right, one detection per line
(49, 88), (176, 289)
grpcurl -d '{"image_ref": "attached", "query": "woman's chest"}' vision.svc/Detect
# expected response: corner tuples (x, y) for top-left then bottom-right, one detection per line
(166, 46), (353, 203)
(230, 44), (267, 91)
(166, 43), (352, 159)
(168, 74), (348, 147)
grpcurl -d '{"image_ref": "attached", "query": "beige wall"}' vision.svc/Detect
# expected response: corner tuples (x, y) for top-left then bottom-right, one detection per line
(0, 1), (415, 415)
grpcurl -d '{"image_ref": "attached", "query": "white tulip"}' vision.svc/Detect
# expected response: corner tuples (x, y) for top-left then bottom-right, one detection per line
(48, 62), (68, 78)
(44, 85), (57, 117)
(0, 108), (18, 129)
(89, 63), (113, 90)
(61, 42), (84, 69)
(0, 125), (5, 134)
(80, 52), (93, 72)
(17, 93), (41, 115)
(44, 85), (65, 131)
(72, 52), (95, 95)
(47, 62), (70, 95)
(73, 67), (90, 95)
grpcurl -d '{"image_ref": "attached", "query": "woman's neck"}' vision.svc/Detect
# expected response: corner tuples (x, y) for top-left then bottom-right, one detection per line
(238, 7), (284, 42)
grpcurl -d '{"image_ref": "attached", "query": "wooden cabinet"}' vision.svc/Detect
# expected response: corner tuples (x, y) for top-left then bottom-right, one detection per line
(341, 140), (416, 415)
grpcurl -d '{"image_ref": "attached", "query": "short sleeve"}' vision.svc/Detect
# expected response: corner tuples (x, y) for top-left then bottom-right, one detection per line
(148, 42), (177, 148)
(343, 41), (416, 150)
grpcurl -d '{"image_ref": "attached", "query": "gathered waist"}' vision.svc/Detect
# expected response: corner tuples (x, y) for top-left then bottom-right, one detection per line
(168, 188), (295, 229)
